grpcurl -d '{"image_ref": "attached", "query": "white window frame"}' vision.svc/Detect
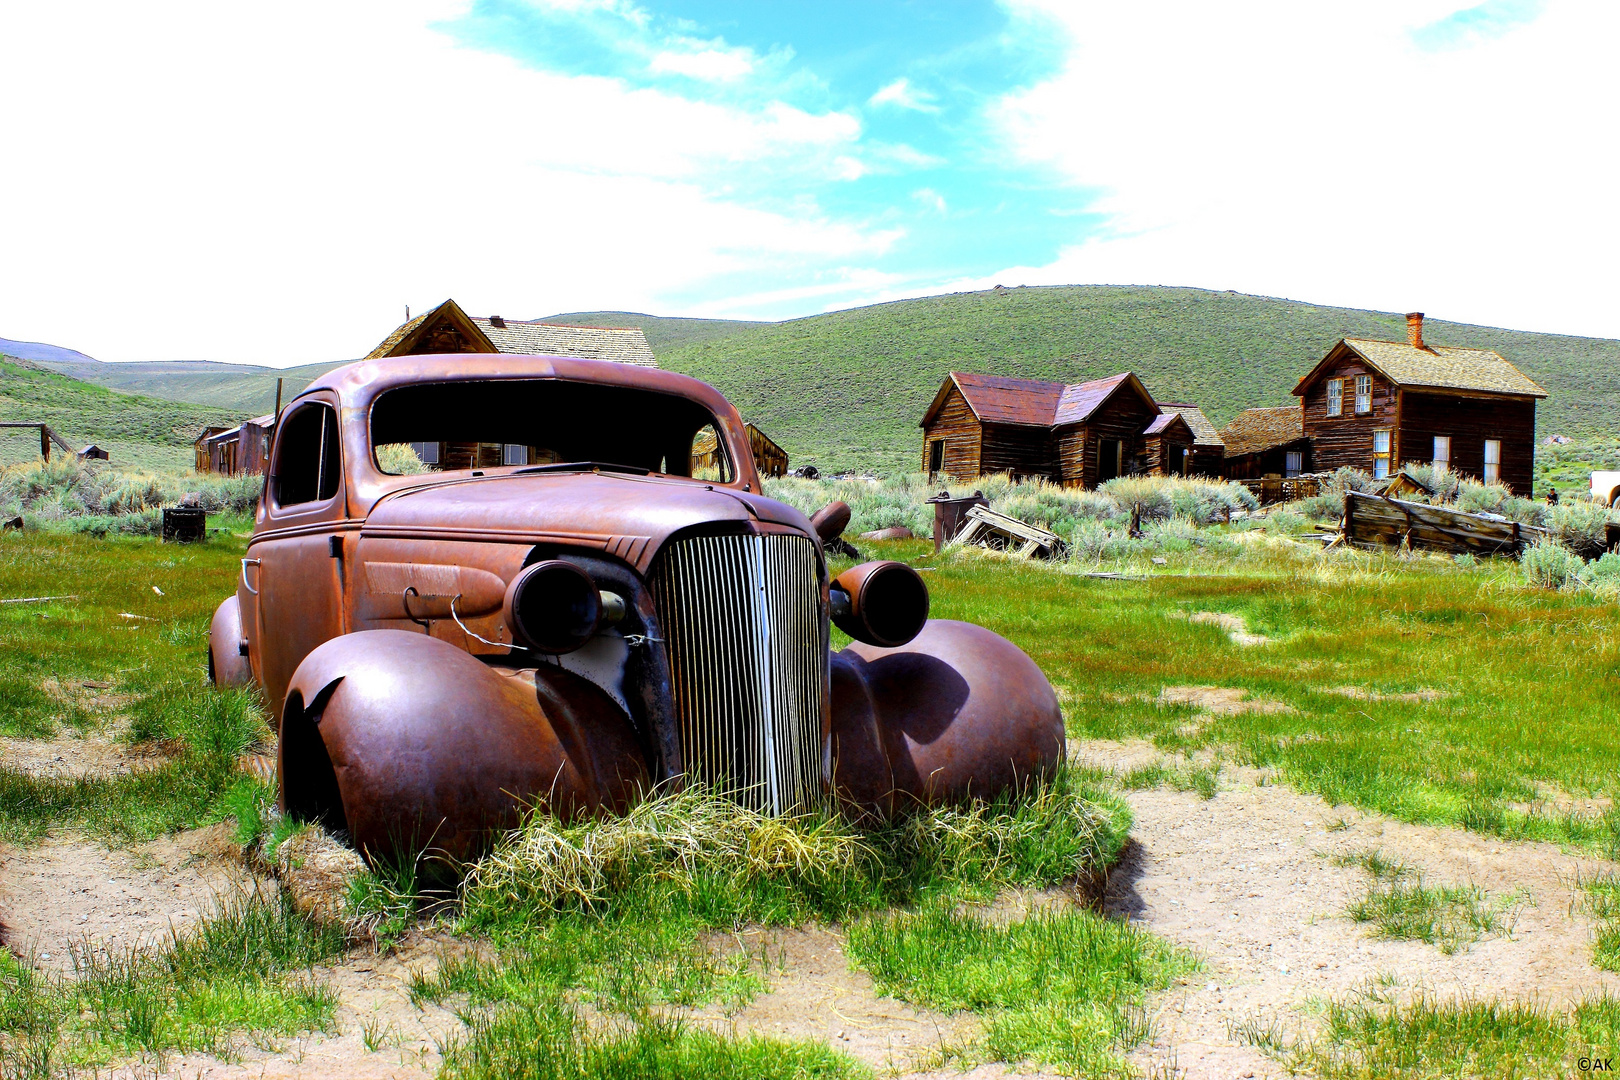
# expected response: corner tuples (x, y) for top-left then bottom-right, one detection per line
(502, 443), (528, 466)
(1355, 374), (1372, 414)
(1484, 439), (1501, 485)
(1285, 450), (1303, 478)
(1326, 378), (1343, 417)
(1433, 436), (1450, 474)
(1372, 429), (1391, 479)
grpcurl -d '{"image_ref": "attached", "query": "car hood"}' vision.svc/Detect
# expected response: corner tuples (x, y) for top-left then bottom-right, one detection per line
(359, 470), (818, 573)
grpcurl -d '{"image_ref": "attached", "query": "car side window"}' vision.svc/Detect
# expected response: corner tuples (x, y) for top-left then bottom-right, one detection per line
(273, 403), (341, 507)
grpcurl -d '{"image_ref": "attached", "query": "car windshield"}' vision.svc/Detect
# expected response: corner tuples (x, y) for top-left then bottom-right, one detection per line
(370, 379), (733, 482)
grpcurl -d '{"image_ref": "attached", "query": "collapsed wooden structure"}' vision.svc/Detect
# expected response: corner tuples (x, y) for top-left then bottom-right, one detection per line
(1341, 490), (1544, 557)
(951, 504), (1068, 559)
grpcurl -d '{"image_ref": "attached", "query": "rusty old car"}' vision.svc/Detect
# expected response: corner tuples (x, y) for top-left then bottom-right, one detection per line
(209, 354), (1063, 860)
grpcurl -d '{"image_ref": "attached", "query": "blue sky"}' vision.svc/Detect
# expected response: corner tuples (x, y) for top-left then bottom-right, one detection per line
(0, 0), (1616, 362)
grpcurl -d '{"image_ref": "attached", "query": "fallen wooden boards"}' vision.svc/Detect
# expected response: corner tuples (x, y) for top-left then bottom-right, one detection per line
(1343, 490), (1544, 557)
(953, 504), (1068, 559)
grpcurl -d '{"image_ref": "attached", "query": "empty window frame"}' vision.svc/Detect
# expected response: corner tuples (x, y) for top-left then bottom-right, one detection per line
(273, 402), (341, 507)
(1433, 436), (1451, 474)
(1326, 378), (1343, 417)
(1371, 428), (1391, 479)
(1484, 439), (1501, 484)
(1354, 374), (1372, 414)
(1285, 450), (1303, 478)
(928, 439), (945, 475)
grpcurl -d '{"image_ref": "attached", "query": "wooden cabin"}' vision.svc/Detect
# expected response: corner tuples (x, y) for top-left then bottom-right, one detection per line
(199, 414), (276, 476)
(367, 298), (658, 367)
(368, 299), (660, 470)
(1156, 404), (1225, 476)
(746, 424), (789, 478)
(918, 371), (1201, 488)
(1220, 406), (1312, 480)
(1293, 313), (1545, 492)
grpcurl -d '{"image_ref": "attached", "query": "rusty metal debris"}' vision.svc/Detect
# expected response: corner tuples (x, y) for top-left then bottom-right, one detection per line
(952, 504), (1068, 559)
(207, 353), (1065, 862)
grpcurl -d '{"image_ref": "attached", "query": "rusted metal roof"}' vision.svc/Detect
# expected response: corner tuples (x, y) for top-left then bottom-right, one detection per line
(1143, 412), (1191, 437)
(946, 372), (1067, 427)
(1220, 405), (1305, 457)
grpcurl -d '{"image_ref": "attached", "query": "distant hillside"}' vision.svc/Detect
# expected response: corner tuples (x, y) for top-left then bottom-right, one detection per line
(13, 286), (1618, 475)
(0, 358), (241, 470)
(0, 336), (100, 367)
(641, 286), (1620, 473)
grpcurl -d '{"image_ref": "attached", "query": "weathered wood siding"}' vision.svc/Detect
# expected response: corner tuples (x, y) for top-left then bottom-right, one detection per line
(1301, 354), (1398, 472)
(1142, 429), (1195, 475)
(1396, 391), (1536, 493)
(920, 386), (982, 482)
(1056, 426), (1089, 486)
(1054, 391), (1159, 488)
(980, 423), (1057, 481)
(1188, 445), (1226, 478)
(1226, 439), (1313, 480)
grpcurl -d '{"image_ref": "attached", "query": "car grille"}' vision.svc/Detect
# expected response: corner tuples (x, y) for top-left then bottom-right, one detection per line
(650, 532), (823, 814)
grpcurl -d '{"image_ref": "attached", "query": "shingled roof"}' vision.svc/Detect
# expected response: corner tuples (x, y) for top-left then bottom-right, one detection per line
(1295, 338), (1545, 399)
(1157, 403), (1223, 447)
(365, 299), (657, 367)
(1220, 405), (1305, 458)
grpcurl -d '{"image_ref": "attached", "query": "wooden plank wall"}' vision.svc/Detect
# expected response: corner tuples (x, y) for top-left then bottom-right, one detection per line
(979, 423), (1057, 481)
(1300, 354), (1398, 472)
(920, 386), (983, 482)
(1188, 445), (1226, 478)
(1142, 430), (1194, 475)
(1397, 391), (1536, 493)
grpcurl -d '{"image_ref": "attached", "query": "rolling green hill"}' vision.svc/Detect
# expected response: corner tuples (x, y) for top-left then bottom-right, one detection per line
(642, 286), (1620, 473)
(17, 286), (1620, 475)
(0, 358), (242, 470)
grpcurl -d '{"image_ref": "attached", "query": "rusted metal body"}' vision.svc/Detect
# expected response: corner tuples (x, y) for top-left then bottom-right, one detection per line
(209, 354), (1064, 861)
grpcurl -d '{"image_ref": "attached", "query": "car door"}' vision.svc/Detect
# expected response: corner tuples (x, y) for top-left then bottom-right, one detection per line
(249, 397), (347, 720)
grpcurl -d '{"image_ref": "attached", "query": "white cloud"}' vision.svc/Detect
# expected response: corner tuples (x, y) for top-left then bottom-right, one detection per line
(991, 0), (1620, 338)
(912, 188), (947, 214)
(869, 77), (938, 113)
(648, 43), (755, 81)
(0, 0), (873, 363)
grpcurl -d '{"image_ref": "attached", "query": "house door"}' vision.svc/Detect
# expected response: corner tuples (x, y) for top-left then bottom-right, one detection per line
(1097, 439), (1122, 484)
(928, 439), (945, 476)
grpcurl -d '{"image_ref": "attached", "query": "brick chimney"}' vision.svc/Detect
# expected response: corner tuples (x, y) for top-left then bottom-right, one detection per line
(1406, 311), (1425, 350)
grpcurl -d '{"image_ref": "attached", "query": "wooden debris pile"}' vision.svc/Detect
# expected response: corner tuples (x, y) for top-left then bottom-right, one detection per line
(1342, 490), (1543, 557)
(952, 504), (1068, 559)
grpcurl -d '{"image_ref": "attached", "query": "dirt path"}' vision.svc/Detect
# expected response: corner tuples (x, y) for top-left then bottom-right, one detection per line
(1076, 738), (1620, 1080)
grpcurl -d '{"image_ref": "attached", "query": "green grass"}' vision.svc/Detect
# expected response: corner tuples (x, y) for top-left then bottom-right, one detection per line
(1336, 851), (1521, 955)
(846, 900), (1194, 1077)
(1585, 873), (1620, 972)
(0, 526), (269, 842)
(0, 890), (343, 1074)
(879, 535), (1620, 856)
(1253, 988), (1620, 1080)
(0, 358), (243, 470)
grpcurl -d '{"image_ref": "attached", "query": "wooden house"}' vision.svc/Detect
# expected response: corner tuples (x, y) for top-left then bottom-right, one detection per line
(1220, 405), (1311, 480)
(199, 414), (276, 476)
(918, 371), (1193, 487)
(1156, 404), (1225, 476)
(691, 422), (788, 478)
(366, 298), (658, 367)
(1292, 313), (1545, 492)
(367, 299), (660, 470)
(194, 426), (231, 472)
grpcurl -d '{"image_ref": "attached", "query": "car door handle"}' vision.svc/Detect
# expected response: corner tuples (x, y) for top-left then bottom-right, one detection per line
(241, 558), (262, 596)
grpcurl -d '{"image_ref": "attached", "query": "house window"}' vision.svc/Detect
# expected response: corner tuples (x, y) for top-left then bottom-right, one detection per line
(1326, 378), (1343, 417)
(1372, 429), (1391, 478)
(1433, 436), (1450, 474)
(928, 439), (945, 475)
(1285, 451), (1303, 478)
(503, 443), (528, 466)
(1484, 439), (1501, 484)
(409, 441), (440, 465)
(1355, 375), (1372, 414)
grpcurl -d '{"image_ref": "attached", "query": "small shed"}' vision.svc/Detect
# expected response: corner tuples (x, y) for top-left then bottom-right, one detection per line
(1140, 412), (1195, 476)
(1221, 405), (1312, 479)
(194, 426), (231, 472)
(1156, 403), (1225, 476)
(79, 444), (109, 461)
(201, 414), (276, 476)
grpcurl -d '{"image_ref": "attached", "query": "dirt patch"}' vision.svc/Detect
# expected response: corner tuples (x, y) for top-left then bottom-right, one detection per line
(1159, 686), (1293, 717)
(39, 675), (134, 716)
(0, 731), (177, 780)
(1167, 609), (1272, 646)
(1075, 741), (1620, 1080)
(275, 826), (369, 930)
(0, 825), (263, 973)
